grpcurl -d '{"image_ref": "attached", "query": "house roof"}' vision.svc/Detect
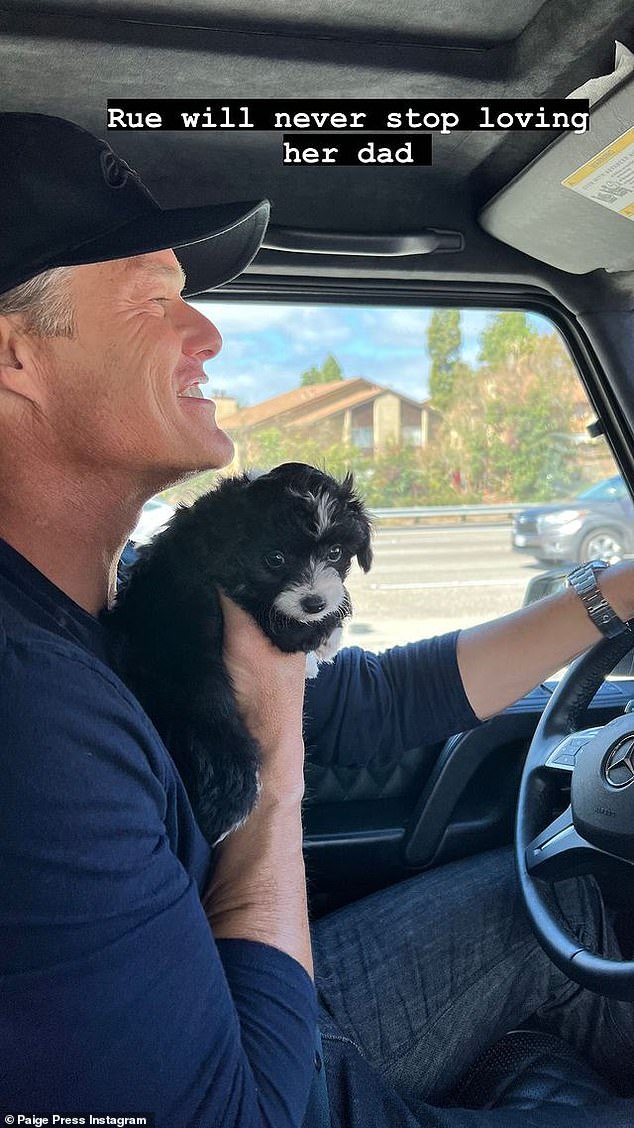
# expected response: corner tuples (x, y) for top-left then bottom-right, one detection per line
(295, 385), (394, 425)
(220, 377), (430, 431)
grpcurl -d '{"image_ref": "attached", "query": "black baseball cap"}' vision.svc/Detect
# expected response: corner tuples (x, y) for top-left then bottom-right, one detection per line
(0, 113), (270, 298)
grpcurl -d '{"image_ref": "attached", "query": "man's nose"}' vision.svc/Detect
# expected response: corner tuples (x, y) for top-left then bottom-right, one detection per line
(182, 303), (223, 360)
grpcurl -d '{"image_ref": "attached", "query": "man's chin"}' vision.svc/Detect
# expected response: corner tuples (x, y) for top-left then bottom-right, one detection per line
(149, 432), (236, 491)
(181, 440), (235, 477)
(204, 428), (235, 470)
(183, 426), (235, 471)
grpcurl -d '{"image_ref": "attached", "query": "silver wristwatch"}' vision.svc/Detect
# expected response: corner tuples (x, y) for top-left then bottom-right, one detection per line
(566, 559), (630, 639)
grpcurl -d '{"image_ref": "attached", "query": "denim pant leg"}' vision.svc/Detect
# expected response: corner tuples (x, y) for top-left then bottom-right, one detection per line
(310, 846), (634, 1119)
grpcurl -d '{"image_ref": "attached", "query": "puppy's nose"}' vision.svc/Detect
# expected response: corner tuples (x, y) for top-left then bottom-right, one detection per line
(301, 594), (327, 614)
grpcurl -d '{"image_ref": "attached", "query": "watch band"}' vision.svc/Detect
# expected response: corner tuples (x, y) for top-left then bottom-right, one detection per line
(566, 559), (631, 639)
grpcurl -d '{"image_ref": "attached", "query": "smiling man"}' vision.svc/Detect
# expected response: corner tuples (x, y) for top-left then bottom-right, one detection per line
(0, 251), (232, 614)
(2, 112), (634, 1128)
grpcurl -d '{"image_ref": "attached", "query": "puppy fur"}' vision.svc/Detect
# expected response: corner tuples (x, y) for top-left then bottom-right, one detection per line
(102, 463), (373, 848)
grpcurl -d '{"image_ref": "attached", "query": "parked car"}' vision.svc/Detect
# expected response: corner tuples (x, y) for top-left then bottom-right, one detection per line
(129, 497), (175, 546)
(117, 500), (175, 585)
(512, 476), (634, 564)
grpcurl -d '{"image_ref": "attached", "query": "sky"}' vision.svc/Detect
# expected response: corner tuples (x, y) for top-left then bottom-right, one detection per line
(189, 301), (555, 406)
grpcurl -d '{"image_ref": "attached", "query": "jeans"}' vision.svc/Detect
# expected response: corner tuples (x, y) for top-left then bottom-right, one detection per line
(310, 848), (634, 1126)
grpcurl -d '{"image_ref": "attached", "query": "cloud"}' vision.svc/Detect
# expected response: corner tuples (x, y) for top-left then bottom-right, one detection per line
(193, 301), (352, 352)
(359, 307), (431, 344)
(281, 310), (352, 355)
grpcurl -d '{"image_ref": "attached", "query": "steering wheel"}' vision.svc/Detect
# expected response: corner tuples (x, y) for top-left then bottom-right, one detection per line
(515, 630), (634, 1000)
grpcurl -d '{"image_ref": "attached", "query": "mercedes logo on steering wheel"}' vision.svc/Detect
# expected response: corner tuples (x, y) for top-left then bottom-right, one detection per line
(604, 738), (634, 788)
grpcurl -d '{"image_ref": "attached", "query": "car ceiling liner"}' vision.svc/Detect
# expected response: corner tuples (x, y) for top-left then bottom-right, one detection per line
(479, 43), (634, 274)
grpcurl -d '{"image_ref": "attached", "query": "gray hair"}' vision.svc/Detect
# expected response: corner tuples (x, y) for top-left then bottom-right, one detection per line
(0, 266), (76, 338)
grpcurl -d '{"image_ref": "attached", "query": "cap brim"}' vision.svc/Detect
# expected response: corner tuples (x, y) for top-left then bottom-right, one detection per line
(51, 199), (270, 295)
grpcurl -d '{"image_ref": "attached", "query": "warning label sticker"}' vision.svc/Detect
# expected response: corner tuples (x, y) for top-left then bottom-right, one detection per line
(562, 127), (634, 219)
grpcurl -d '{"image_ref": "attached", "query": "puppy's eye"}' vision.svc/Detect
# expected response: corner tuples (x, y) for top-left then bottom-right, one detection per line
(327, 545), (343, 563)
(264, 551), (285, 569)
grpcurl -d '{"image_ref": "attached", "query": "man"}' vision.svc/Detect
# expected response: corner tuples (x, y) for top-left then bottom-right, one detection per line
(1, 112), (633, 1127)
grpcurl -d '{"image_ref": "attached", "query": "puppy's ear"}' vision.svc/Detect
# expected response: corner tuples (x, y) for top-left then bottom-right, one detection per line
(339, 471), (373, 572)
(356, 520), (373, 573)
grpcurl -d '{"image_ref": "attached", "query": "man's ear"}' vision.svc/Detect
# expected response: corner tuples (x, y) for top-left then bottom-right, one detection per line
(0, 316), (39, 402)
(0, 316), (22, 368)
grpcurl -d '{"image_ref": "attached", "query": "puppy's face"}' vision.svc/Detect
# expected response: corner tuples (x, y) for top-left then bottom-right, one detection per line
(227, 464), (372, 644)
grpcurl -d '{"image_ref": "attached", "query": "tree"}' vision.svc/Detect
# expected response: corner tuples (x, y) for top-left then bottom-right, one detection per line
(427, 309), (462, 410)
(478, 311), (538, 369)
(300, 365), (321, 385)
(437, 331), (584, 501)
(300, 353), (344, 385)
(322, 354), (343, 382)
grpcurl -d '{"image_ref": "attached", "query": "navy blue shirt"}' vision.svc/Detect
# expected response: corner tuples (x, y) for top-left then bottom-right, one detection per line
(0, 536), (479, 1126)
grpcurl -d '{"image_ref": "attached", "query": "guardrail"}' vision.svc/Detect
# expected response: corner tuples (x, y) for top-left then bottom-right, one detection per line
(369, 503), (525, 524)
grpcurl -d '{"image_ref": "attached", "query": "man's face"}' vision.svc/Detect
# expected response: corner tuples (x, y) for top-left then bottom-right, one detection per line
(31, 249), (232, 489)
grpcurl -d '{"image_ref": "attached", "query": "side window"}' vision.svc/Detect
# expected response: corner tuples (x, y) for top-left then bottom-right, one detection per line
(156, 303), (626, 653)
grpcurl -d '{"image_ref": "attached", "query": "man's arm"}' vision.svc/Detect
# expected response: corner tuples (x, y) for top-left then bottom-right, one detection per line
(302, 561), (634, 769)
(457, 559), (634, 721)
(0, 633), (316, 1126)
(203, 595), (313, 979)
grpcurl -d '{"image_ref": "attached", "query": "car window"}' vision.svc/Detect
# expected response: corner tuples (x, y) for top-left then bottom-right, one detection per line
(154, 303), (628, 657)
(577, 477), (627, 501)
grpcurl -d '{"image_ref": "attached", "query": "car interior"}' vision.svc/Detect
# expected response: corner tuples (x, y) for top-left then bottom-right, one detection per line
(3, 0), (634, 1118)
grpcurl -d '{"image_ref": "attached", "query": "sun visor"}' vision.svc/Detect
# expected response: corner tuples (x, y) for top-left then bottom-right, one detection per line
(479, 44), (634, 274)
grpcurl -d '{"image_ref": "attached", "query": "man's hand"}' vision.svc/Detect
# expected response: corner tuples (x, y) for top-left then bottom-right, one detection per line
(458, 558), (634, 721)
(205, 593), (313, 977)
(219, 592), (307, 791)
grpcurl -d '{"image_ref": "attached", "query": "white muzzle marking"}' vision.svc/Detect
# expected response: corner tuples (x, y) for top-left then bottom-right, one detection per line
(273, 560), (345, 622)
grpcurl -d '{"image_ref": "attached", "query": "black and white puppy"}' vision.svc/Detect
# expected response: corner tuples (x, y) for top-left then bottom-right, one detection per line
(102, 463), (373, 848)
